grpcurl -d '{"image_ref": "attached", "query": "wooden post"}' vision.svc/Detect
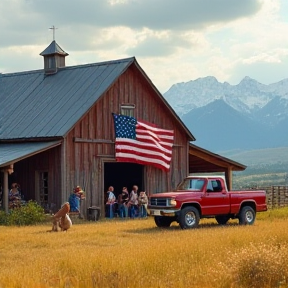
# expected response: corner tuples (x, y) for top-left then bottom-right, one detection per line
(225, 168), (233, 191)
(2, 164), (14, 212)
(3, 170), (8, 213)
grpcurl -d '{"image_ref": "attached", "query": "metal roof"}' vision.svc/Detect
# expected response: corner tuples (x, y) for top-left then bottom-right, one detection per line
(0, 57), (135, 140)
(189, 143), (246, 171)
(40, 40), (69, 56)
(0, 141), (61, 167)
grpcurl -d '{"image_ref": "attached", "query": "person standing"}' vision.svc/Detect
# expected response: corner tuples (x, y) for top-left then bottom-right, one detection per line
(129, 185), (139, 219)
(118, 187), (129, 218)
(138, 191), (148, 218)
(105, 186), (116, 218)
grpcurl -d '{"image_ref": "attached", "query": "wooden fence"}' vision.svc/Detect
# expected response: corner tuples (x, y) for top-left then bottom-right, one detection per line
(262, 186), (288, 209)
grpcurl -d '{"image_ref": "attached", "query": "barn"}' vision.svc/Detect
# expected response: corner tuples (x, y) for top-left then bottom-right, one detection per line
(0, 40), (245, 216)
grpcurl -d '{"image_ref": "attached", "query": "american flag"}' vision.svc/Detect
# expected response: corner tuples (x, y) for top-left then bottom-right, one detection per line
(112, 113), (174, 172)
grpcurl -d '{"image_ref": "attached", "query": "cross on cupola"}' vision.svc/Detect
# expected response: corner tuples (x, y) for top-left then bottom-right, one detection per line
(49, 25), (58, 41)
(39, 26), (69, 75)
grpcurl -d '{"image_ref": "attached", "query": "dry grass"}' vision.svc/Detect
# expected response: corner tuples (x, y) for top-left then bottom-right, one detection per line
(1, 211), (288, 288)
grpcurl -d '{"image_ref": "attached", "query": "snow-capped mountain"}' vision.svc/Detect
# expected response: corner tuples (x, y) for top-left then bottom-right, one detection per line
(163, 76), (288, 152)
(164, 76), (288, 117)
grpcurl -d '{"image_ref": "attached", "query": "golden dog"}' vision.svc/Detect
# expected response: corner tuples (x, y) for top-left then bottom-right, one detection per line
(51, 202), (72, 232)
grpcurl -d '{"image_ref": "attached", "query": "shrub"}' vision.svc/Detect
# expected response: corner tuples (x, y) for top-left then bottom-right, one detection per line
(226, 243), (288, 288)
(0, 210), (9, 225)
(0, 201), (46, 226)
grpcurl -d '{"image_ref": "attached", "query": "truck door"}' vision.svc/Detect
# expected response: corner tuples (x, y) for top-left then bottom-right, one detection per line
(200, 179), (230, 215)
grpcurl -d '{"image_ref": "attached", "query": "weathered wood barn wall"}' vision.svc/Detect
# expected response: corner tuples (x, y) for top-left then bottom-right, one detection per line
(64, 63), (191, 216)
(12, 147), (62, 208)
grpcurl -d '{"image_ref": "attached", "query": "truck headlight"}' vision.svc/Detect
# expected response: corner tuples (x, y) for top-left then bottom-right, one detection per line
(168, 199), (177, 206)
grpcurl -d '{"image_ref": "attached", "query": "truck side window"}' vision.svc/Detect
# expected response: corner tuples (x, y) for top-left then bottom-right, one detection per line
(212, 180), (222, 192)
(206, 181), (213, 192)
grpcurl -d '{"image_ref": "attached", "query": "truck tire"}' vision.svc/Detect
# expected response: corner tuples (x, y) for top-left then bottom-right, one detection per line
(239, 206), (255, 225)
(179, 206), (200, 229)
(215, 215), (230, 225)
(154, 216), (173, 227)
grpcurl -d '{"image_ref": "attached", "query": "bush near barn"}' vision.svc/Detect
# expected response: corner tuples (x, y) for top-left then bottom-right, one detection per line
(0, 201), (46, 226)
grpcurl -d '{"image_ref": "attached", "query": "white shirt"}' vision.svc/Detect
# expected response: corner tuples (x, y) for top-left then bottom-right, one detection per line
(107, 191), (116, 203)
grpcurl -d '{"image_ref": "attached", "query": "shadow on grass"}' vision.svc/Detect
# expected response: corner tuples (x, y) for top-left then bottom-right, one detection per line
(123, 220), (240, 234)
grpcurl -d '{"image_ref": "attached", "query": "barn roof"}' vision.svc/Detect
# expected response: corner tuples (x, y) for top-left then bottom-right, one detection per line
(189, 143), (246, 173)
(39, 40), (69, 56)
(0, 58), (135, 140)
(0, 57), (195, 141)
(0, 141), (61, 167)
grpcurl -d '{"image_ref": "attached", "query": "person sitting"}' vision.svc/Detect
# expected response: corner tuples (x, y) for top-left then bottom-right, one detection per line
(8, 183), (22, 209)
(68, 186), (85, 213)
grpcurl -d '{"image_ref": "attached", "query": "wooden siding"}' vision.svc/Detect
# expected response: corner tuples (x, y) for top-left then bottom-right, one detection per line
(64, 64), (190, 215)
(11, 146), (62, 210)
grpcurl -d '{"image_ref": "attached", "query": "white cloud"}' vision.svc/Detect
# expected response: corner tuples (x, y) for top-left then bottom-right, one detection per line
(0, 0), (288, 92)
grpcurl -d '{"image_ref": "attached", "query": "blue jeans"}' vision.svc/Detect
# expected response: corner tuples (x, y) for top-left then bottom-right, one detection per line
(118, 204), (128, 218)
(130, 205), (138, 218)
(139, 205), (147, 217)
(105, 203), (115, 218)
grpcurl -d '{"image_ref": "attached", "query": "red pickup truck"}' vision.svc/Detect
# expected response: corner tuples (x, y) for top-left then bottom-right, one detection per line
(148, 175), (267, 229)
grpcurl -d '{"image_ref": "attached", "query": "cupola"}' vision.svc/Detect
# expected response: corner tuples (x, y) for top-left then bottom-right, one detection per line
(40, 40), (69, 75)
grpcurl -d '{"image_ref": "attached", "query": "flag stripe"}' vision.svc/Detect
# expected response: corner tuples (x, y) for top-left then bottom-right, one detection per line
(116, 138), (172, 155)
(135, 135), (173, 153)
(113, 113), (174, 171)
(115, 152), (171, 170)
(115, 143), (172, 162)
(137, 120), (174, 135)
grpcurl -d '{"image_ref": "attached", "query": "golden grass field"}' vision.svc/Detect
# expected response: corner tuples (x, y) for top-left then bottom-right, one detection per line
(1, 208), (288, 288)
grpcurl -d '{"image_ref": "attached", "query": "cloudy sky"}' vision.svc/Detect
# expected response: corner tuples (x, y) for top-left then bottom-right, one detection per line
(1, 0), (288, 93)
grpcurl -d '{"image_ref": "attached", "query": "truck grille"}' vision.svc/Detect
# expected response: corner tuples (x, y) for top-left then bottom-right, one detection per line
(150, 198), (169, 207)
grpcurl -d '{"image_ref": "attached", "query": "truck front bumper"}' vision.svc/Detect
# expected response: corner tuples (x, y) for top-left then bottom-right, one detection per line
(149, 208), (180, 217)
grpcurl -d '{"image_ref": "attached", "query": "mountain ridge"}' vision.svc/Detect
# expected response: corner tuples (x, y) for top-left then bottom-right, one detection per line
(163, 76), (288, 152)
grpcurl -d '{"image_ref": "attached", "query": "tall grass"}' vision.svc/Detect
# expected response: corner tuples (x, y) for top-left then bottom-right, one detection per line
(0, 208), (288, 288)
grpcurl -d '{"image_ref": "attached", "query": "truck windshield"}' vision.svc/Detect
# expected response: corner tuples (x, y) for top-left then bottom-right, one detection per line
(177, 178), (205, 191)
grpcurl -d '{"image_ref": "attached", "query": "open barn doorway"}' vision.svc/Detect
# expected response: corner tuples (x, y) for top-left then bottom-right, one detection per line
(104, 162), (144, 200)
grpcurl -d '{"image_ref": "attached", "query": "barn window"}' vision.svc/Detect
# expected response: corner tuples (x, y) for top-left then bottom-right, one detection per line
(121, 104), (135, 117)
(48, 57), (55, 69)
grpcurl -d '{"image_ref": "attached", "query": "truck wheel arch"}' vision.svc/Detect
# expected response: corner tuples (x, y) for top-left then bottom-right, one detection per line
(181, 202), (202, 216)
(239, 201), (256, 212)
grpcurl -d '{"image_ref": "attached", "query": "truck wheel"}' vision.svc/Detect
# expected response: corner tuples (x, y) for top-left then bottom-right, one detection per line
(179, 207), (200, 229)
(215, 215), (230, 225)
(154, 216), (173, 227)
(239, 206), (255, 225)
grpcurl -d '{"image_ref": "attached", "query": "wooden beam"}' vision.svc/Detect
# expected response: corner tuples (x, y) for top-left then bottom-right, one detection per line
(74, 137), (183, 147)
(96, 155), (115, 158)
(74, 138), (114, 144)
